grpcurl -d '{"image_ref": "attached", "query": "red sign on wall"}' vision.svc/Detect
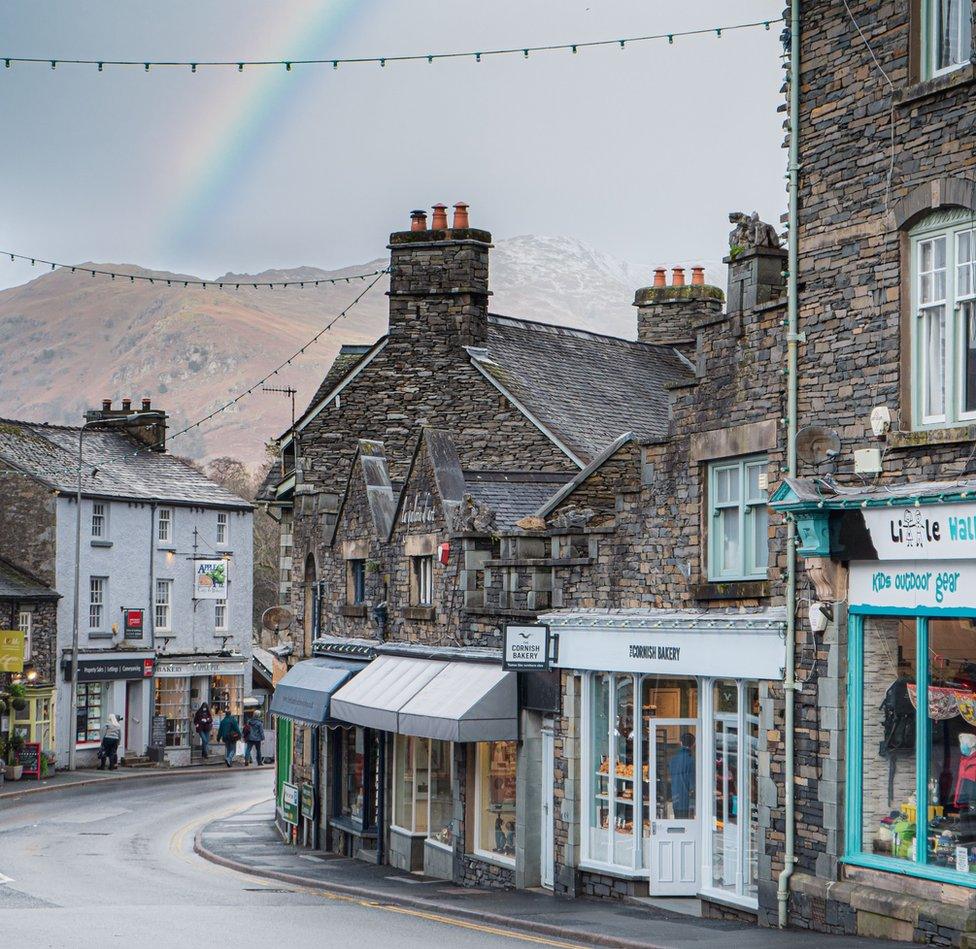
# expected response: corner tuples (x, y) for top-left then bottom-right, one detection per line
(123, 608), (144, 638)
(143, 658), (155, 678)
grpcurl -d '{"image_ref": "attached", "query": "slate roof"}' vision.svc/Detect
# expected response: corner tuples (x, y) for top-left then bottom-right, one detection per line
(463, 471), (571, 530)
(0, 558), (58, 601)
(471, 315), (692, 464)
(0, 419), (251, 509)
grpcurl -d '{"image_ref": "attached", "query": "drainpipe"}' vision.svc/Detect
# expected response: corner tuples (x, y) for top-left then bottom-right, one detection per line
(777, 0), (801, 929)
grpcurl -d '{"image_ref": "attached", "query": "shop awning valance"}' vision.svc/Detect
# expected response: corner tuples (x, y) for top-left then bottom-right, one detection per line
(329, 654), (517, 741)
(269, 657), (366, 726)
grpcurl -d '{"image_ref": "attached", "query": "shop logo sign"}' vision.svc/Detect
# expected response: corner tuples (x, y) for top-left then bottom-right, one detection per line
(503, 624), (552, 670)
(865, 503), (976, 560)
(194, 558), (229, 599)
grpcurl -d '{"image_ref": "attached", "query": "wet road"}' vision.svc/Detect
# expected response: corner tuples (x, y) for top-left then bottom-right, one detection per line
(0, 771), (570, 949)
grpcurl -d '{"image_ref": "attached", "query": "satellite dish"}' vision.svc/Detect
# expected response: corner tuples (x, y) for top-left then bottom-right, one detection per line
(795, 426), (842, 466)
(262, 606), (294, 633)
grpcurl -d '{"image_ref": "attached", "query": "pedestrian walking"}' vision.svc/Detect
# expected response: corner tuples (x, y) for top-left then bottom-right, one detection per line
(217, 709), (241, 767)
(243, 713), (265, 766)
(99, 714), (122, 770)
(194, 702), (213, 758)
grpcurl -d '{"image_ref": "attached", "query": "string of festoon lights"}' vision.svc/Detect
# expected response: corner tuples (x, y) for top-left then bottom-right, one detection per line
(2, 250), (388, 289)
(1, 17), (782, 73)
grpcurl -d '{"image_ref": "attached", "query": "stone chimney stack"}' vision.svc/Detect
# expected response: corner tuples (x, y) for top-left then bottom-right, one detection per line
(85, 397), (169, 452)
(387, 202), (492, 352)
(634, 266), (724, 351)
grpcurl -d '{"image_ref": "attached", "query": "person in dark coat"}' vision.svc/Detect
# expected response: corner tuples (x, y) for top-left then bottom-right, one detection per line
(217, 711), (241, 767)
(244, 713), (265, 766)
(194, 703), (213, 758)
(99, 714), (122, 770)
(668, 732), (696, 819)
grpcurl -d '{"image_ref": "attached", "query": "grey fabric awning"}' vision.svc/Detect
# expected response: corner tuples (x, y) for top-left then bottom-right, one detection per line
(329, 654), (517, 741)
(269, 657), (366, 726)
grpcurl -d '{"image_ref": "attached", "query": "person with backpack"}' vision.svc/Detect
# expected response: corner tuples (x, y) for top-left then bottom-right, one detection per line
(193, 702), (213, 758)
(98, 714), (122, 770)
(217, 709), (241, 767)
(243, 713), (265, 766)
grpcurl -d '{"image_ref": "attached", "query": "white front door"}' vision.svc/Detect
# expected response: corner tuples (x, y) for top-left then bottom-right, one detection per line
(541, 726), (555, 889)
(648, 719), (700, 895)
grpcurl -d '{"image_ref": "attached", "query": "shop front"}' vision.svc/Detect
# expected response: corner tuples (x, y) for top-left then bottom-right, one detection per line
(60, 650), (155, 767)
(330, 648), (519, 883)
(544, 609), (785, 911)
(154, 656), (246, 766)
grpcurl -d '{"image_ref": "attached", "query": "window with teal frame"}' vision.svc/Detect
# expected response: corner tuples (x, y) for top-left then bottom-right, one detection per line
(911, 209), (976, 429)
(707, 456), (769, 582)
(846, 611), (976, 886)
(921, 0), (973, 80)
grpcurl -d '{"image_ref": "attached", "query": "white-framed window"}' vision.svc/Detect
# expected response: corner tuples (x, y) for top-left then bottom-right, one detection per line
(157, 508), (172, 544)
(707, 456), (769, 581)
(913, 210), (976, 427)
(215, 597), (227, 631)
(88, 577), (106, 630)
(392, 736), (454, 848)
(410, 555), (433, 606)
(91, 501), (107, 539)
(155, 578), (172, 631)
(474, 740), (517, 865)
(923, 0), (973, 78)
(216, 511), (229, 546)
(18, 609), (32, 661)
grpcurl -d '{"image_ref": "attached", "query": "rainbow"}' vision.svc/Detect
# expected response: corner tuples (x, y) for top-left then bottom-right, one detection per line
(158, 0), (366, 257)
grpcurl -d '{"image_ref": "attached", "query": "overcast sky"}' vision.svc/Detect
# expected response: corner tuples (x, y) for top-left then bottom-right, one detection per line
(0, 1), (785, 290)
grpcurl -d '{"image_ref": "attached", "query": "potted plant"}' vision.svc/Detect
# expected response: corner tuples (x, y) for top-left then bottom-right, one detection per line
(5, 733), (25, 780)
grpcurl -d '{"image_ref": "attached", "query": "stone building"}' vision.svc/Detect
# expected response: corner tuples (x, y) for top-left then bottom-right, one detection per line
(754, 0), (976, 944)
(0, 407), (253, 768)
(0, 558), (59, 753)
(266, 201), (796, 910)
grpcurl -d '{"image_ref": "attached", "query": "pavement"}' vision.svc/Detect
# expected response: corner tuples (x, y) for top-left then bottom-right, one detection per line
(196, 798), (907, 949)
(0, 759), (273, 800)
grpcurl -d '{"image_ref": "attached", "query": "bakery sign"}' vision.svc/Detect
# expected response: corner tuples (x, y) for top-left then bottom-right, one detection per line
(193, 558), (229, 599)
(503, 624), (553, 671)
(863, 502), (976, 560)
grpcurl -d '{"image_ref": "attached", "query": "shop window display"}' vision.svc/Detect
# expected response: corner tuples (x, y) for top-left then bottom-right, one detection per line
(394, 736), (453, 845)
(76, 682), (104, 744)
(155, 677), (190, 747)
(428, 739), (453, 847)
(476, 740), (517, 863)
(210, 675), (242, 719)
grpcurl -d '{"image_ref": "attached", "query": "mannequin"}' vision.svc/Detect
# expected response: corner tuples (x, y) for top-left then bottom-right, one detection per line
(953, 733), (976, 807)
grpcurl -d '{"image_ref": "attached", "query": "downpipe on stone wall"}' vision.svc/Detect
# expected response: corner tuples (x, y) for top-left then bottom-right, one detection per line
(777, 0), (801, 929)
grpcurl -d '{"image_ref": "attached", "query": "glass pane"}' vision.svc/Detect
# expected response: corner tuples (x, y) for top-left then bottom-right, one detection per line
(935, 234), (948, 270)
(415, 738), (429, 834)
(861, 617), (918, 862)
(428, 740), (453, 846)
(746, 684), (760, 898)
(712, 681), (739, 892)
(657, 727), (697, 819)
(590, 674), (611, 864)
(959, 231), (975, 298)
(613, 675), (636, 867)
(395, 735), (415, 830)
(478, 741), (517, 860)
(964, 302), (976, 415)
(720, 508), (741, 574)
(341, 727), (366, 821)
(923, 306), (947, 419)
(745, 463), (766, 502)
(749, 505), (769, 573)
(925, 618), (976, 874)
(716, 466), (740, 505)
(936, 0), (971, 69)
(921, 240), (934, 275)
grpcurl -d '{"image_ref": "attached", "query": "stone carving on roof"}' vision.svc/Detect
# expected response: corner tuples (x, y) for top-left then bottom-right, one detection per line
(453, 494), (497, 534)
(728, 211), (782, 250)
(549, 506), (597, 530)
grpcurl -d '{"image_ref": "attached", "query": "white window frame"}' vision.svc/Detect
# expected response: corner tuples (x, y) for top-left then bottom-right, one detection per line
(157, 508), (173, 544)
(216, 511), (229, 547)
(155, 578), (172, 631)
(18, 609), (32, 661)
(924, 0), (973, 79)
(91, 501), (107, 539)
(88, 576), (106, 630)
(707, 456), (769, 582)
(411, 555), (433, 606)
(215, 597), (227, 631)
(912, 210), (976, 428)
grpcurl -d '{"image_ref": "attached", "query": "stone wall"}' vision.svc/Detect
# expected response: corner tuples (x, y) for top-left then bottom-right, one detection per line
(0, 473), (57, 585)
(0, 598), (57, 687)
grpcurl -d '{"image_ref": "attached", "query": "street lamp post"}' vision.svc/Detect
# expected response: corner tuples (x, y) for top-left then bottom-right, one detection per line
(68, 412), (156, 771)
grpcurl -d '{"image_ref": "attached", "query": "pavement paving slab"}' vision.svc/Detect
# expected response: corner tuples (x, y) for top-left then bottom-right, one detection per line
(196, 800), (909, 949)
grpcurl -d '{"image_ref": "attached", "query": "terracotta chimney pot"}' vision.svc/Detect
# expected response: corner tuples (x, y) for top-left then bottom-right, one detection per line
(653, 268), (667, 288)
(121, 398), (132, 411)
(142, 398), (152, 411)
(691, 266), (705, 286)
(102, 399), (112, 411)
(410, 209), (427, 232)
(671, 267), (685, 288)
(452, 202), (470, 229)
(431, 203), (448, 230)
